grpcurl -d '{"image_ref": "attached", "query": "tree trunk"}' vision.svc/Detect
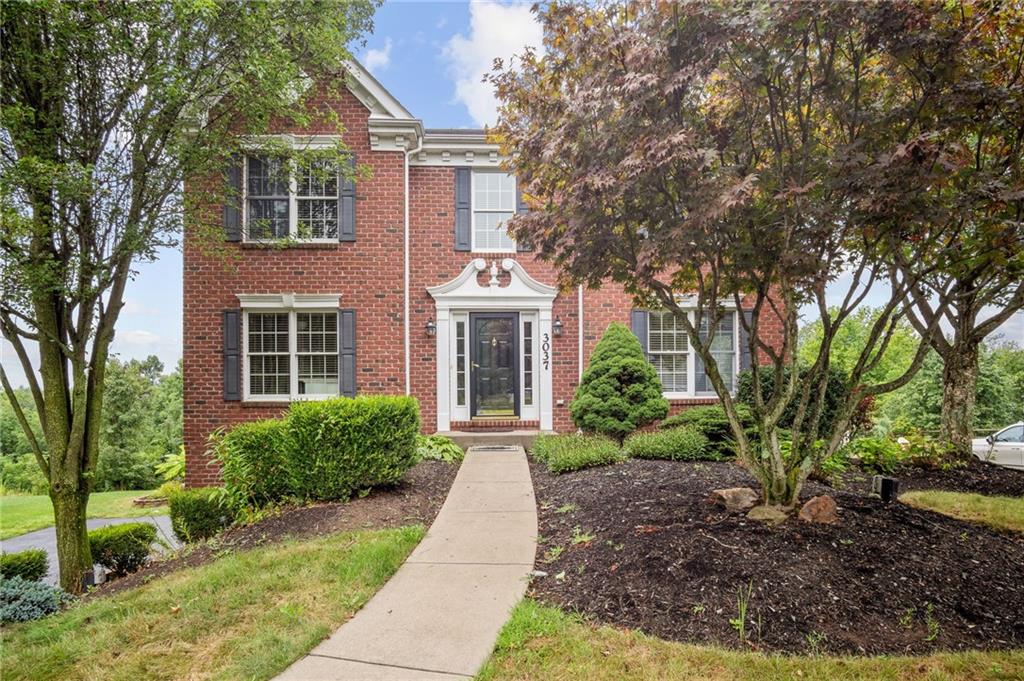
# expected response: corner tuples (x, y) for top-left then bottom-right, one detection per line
(940, 338), (979, 460)
(51, 489), (92, 593)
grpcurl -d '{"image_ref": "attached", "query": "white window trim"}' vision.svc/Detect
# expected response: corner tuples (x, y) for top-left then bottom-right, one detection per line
(241, 306), (341, 402)
(470, 170), (517, 253)
(648, 309), (740, 400)
(242, 155), (340, 244)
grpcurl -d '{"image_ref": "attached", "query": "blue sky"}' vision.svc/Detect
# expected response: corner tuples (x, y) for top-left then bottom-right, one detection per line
(2, 1), (1021, 387)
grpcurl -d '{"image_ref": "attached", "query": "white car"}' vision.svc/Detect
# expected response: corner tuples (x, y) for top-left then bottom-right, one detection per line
(972, 422), (1024, 471)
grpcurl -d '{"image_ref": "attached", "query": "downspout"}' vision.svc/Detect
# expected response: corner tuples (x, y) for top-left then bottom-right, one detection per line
(404, 133), (424, 395)
(578, 285), (584, 381)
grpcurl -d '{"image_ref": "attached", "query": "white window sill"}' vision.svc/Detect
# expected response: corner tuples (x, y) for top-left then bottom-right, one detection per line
(243, 393), (338, 403)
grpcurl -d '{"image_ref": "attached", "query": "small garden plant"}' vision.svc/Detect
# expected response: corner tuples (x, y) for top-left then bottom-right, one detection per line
(168, 487), (231, 543)
(0, 576), (70, 624)
(415, 434), (465, 463)
(0, 549), (48, 582)
(624, 426), (710, 461)
(88, 522), (158, 576)
(532, 433), (624, 474)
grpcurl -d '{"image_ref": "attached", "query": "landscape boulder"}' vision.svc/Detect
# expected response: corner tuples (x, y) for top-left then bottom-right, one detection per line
(747, 505), (789, 524)
(798, 495), (839, 524)
(707, 487), (759, 513)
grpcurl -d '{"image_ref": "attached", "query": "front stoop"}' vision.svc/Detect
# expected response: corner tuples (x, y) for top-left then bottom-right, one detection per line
(276, 446), (537, 681)
(441, 430), (547, 451)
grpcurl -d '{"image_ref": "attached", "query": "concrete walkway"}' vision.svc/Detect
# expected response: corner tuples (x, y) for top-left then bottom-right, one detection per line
(278, 445), (537, 680)
(0, 516), (178, 585)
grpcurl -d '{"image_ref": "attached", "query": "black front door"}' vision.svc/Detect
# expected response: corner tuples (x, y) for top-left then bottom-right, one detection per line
(470, 313), (519, 418)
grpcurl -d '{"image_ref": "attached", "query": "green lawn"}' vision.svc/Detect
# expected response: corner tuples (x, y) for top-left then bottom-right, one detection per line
(0, 490), (166, 540)
(901, 491), (1024, 534)
(479, 600), (1024, 681)
(2, 525), (424, 681)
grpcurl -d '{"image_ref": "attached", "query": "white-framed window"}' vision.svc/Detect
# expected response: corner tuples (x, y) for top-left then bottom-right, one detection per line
(472, 171), (517, 252)
(245, 155), (341, 242)
(647, 309), (739, 398)
(244, 309), (339, 400)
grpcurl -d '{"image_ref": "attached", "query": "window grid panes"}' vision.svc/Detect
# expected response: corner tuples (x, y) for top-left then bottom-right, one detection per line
(455, 321), (467, 407)
(648, 311), (689, 393)
(297, 159), (339, 239)
(246, 157), (289, 239)
(473, 172), (516, 251)
(702, 313), (736, 393)
(296, 312), (338, 395)
(247, 313), (290, 396)
(523, 321), (534, 406)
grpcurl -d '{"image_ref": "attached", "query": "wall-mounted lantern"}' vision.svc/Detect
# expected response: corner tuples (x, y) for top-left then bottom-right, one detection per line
(425, 318), (437, 336)
(552, 315), (563, 337)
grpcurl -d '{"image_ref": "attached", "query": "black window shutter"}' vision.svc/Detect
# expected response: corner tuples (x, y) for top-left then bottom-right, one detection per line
(740, 310), (753, 371)
(454, 167), (471, 251)
(223, 309), (241, 400)
(339, 309), (357, 397)
(630, 310), (649, 359)
(515, 178), (532, 253)
(224, 155), (242, 242)
(339, 154), (356, 242)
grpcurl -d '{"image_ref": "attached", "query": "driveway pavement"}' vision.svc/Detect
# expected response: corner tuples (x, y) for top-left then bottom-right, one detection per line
(277, 445), (537, 680)
(0, 516), (178, 585)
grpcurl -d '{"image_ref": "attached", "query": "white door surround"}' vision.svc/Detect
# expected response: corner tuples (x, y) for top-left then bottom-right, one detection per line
(427, 258), (557, 431)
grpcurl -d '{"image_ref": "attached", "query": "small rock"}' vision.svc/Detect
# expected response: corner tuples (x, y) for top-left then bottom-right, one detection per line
(798, 495), (839, 524)
(707, 487), (760, 513)
(747, 505), (789, 524)
(530, 570), (548, 578)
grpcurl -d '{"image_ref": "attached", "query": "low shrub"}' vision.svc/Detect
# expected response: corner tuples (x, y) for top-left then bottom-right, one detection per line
(88, 522), (157, 576)
(415, 434), (465, 463)
(625, 427), (711, 461)
(0, 549), (48, 582)
(901, 432), (954, 468)
(213, 418), (294, 509)
(168, 487), (231, 543)
(848, 436), (904, 474)
(0, 576), (70, 623)
(532, 433), (624, 474)
(660, 404), (753, 457)
(154, 480), (183, 499)
(287, 396), (420, 501)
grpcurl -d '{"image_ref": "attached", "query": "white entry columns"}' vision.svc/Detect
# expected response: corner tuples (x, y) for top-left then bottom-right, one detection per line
(427, 258), (558, 432)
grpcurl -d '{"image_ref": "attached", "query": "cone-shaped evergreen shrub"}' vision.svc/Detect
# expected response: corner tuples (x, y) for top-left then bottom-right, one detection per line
(571, 323), (669, 441)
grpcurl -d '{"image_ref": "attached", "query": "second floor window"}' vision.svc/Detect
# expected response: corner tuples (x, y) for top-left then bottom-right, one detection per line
(246, 156), (341, 241)
(473, 171), (516, 251)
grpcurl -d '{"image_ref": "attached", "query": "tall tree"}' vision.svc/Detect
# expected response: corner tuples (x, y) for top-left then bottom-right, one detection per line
(0, 0), (376, 592)
(491, 1), (1015, 507)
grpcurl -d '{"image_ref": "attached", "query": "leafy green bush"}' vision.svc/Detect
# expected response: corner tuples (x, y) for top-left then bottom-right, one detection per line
(660, 404), (753, 457)
(154, 480), (183, 499)
(848, 436), (904, 474)
(415, 434), (464, 463)
(287, 396), (420, 502)
(168, 487), (231, 543)
(571, 323), (668, 441)
(532, 433), (624, 474)
(0, 576), (70, 623)
(213, 418), (294, 510)
(736, 365), (849, 438)
(624, 427), (711, 461)
(155, 446), (186, 482)
(901, 431), (953, 468)
(0, 549), (48, 582)
(88, 522), (157, 576)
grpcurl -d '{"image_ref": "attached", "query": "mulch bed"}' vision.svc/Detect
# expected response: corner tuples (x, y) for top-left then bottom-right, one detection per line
(528, 458), (1024, 655)
(93, 460), (458, 599)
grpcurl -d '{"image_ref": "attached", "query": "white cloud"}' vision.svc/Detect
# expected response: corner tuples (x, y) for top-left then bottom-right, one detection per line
(363, 37), (393, 74)
(442, 1), (543, 127)
(118, 329), (161, 346)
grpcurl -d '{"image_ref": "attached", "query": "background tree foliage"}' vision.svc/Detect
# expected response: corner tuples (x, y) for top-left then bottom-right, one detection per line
(0, 0), (377, 592)
(491, 1), (1020, 507)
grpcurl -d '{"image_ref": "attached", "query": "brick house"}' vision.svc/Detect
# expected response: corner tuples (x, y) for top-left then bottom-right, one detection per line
(183, 61), (777, 486)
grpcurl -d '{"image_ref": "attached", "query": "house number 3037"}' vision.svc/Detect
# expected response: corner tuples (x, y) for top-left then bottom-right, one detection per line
(542, 332), (550, 370)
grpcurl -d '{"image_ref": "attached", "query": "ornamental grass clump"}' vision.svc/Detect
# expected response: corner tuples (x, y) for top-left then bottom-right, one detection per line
(532, 433), (625, 474)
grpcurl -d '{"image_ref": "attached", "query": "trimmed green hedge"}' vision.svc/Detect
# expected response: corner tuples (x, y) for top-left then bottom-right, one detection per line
(532, 433), (625, 474)
(625, 426), (711, 461)
(287, 396), (420, 501)
(168, 487), (231, 543)
(0, 549), (48, 582)
(88, 522), (157, 576)
(660, 404), (753, 457)
(213, 395), (421, 508)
